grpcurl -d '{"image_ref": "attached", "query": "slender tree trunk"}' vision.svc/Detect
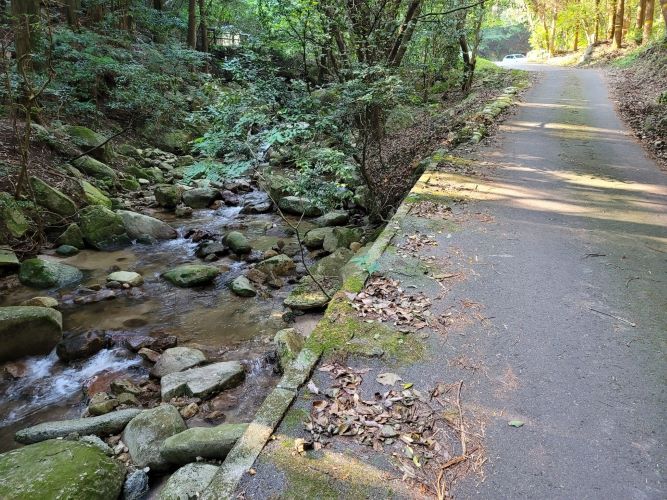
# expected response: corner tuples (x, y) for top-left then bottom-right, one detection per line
(636, 0), (647, 43)
(614, 0), (625, 48)
(549, 9), (557, 56)
(197, 0), (208, 52)
(153, 0), (163, 10)
(187, 0), (197, 48)
(660, 0), (667, 27)
(65, 0), (81, 26)
(594, 0), (601, 42)
(643, 0), (655, 40)
(608, 0), (618, 39)
(11, 0), (40, 67)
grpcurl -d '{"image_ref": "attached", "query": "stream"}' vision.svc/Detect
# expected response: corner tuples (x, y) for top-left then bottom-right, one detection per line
(0, 187), (321, 452)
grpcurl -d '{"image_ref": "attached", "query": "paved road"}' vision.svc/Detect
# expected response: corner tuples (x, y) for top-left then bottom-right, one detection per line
(454, 65), (667, 498)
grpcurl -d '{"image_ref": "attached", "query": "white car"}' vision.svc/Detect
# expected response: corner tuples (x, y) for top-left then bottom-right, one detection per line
(502, 54), (526, 62)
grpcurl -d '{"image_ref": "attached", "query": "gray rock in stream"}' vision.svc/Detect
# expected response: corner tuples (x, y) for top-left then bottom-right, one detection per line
(123, 404), (186, 471)
(117, 210), (178, 240)
(160, 423), (248, 465)
(15, 409), (142, 444)
(0, 306), (63, 363)
(150, 347), (206, 378)
(158, 463), (219, 500)
(161, 361), (245, 400)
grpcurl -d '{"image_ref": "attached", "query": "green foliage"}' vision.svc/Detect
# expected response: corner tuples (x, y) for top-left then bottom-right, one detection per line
(183, 159), (251, 183)
(36, 26), (208, 129)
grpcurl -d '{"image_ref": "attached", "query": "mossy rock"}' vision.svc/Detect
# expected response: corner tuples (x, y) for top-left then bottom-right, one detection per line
(278, 196), (323, 217)
(57, 223), (85, 249)
(29, 177), (77, 217)
(274, 328), (304, 370)
(255, 254), (296, 277)
(19, 258), (83, 289)
(120, 177), (141, 191)
(72, 156), (117, 181)
(0, 192), (29, 239)
(162, 264), (220, 287)
(157, 130), (191, 154)
(80, 180), (112, 208)
(225, 231), (251, 254)
(322, 227), (362, 253)
(79, 205), (130, 250)
(0, 306), (63, 361)
(154, 184), (183, 209)
(0, 248), (19, 270)
(284, 275), (339, 311)
(63, 125), (112, 162)
(303, 227), (334, 250)
(0, 439), (124, 499)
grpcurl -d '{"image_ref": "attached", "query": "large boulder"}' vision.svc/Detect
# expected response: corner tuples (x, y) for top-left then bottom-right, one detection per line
(154, 185), (183, 209)
(0, 439), (124, 500)
(161, 423), (248, 465)
(158, 463), (218, 500)
(72, 156), (117, 181)
(79, 205), (130, 250)
(15, 409), (141, 444)
(157, 130), (191, 154)
(63, 125), (112, 162)
(278, 196), (323, 217)
(161, 361), (245, 400)
(56, 330), (108, 362)
(255, 254), (295, 277)
(229, 276), (256, 297)
(314, 210), (350, 227)
(80, 180), (112, 208)
(117, 210), (177, 240)
(303, 227), (334, 250)
(322, 226), (363, 253)
(150, 347), (206, 378)
(29, 177), (77, 217)
(225, 231), (251, 254)
(0, 247), (19, 271)
(0, 306), (62, 362)
(19, 258), (83, 289)
(283, 276), (336, 311)
(57, 223), (85, 249)
(0, 192), (29, 239)
(162, 264), (220, 287)
(122, 404), (186, 471)
(182, 187), (220, 209)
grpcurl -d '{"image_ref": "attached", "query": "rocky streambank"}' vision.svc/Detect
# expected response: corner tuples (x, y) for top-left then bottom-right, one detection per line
(0, 122), (376, 497)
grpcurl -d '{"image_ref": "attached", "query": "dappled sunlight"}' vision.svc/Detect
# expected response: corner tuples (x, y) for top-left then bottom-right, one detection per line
(509, 120), (627, 137)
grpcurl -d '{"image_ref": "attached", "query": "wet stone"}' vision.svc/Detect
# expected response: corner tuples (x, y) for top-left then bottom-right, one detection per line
(161, 361), (245, 401)
(151, 347), (207, 378)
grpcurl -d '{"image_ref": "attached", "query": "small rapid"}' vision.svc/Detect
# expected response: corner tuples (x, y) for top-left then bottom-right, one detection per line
(0, 348), (142, 427)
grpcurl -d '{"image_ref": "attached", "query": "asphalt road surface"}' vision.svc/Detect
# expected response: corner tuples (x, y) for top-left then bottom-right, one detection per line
(454, 64), (666, 499)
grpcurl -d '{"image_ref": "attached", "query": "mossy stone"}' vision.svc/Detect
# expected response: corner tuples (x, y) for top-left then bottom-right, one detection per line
(63, 125), (112, 162)
(72, 156), (117, 181)
(79, 205), (130, 250)
(0, 192), (29, 239)
(19, 258), (83, 289)
(162, 264), (220, 287)
(0, 439), (124, 500)
(57, 223), (85, 249)
(29, 177), (77, 217)
(80, 180), (112, 208)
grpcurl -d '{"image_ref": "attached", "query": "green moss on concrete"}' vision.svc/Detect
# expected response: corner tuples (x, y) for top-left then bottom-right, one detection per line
(305, 295), (424, 365)
(280, 408), (309, 434)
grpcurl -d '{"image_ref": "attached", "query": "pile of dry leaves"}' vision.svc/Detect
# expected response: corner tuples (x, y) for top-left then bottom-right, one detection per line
(398, 232), (439, 258)
(410, 201), (453, 219)
(303, 363), (483, 498)
(352, 276), (432, 330)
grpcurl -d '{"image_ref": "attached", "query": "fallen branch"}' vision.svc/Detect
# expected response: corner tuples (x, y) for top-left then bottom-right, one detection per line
(589, 307), (636, 327)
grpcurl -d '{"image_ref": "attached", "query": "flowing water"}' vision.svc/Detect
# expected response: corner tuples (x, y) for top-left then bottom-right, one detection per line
(0, 189), (321, 451)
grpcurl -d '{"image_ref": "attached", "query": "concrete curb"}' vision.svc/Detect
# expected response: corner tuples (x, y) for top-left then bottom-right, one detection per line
(201, 84), (528, 499)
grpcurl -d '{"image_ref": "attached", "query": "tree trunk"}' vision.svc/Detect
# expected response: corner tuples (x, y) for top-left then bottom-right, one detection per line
(643, 0), (655, 41)
(549, 9), (557, 56)
(660, 0), (667, 27)
(608, 0), (617, 39)
(153, 0), (163, 10)
(594, 0), (601, 43)
(187, 0), (197, 49)
(65, 0), (81, 26)
(11, 0), (40, 67)
(574, 27), (579, 51)
(614, 0), (625, 48)
(197, 0), (208, 52)
(636, 0), (647, 43)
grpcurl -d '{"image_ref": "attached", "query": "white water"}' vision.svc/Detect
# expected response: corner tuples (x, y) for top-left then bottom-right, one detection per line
(0, 348), (141, 426)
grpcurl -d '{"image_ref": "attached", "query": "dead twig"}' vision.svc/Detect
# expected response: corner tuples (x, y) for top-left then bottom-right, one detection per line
(589, 307), (636, 327)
